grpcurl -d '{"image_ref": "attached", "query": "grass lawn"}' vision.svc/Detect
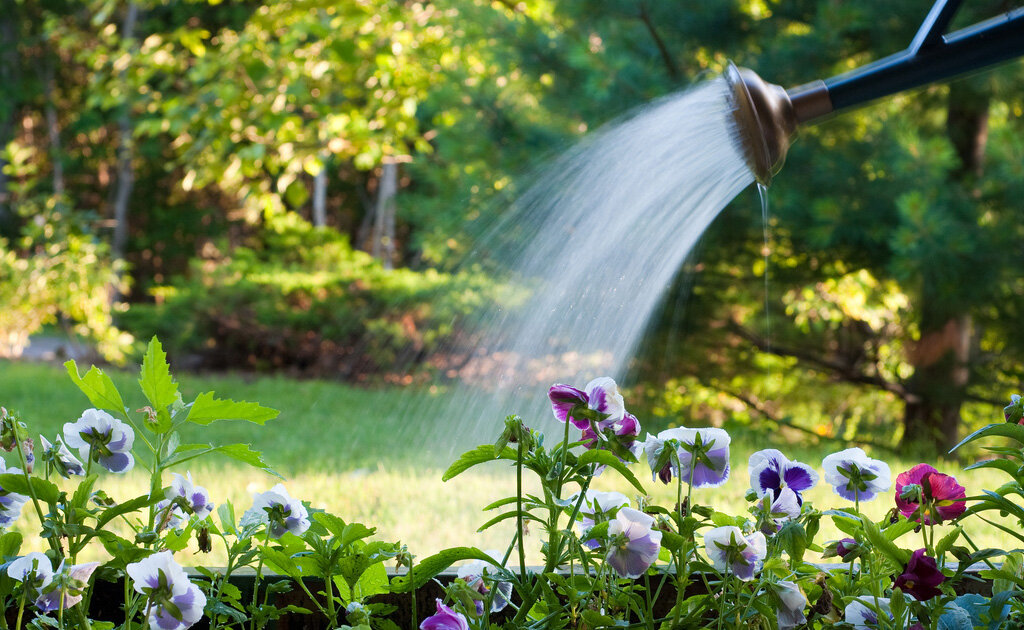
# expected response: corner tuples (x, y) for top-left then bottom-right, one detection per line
(0, 359), (1018, 565)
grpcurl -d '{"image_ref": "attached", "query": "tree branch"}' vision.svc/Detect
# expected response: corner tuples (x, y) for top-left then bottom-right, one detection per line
(728, 319), (917, 402)
(637, 2), (680, 81)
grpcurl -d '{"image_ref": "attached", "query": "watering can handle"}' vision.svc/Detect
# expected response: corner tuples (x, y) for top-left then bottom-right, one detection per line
(790, 0), (1024, 119)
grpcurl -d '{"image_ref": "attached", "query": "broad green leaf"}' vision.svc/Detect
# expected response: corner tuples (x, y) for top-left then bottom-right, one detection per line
(936, 525), (962, 557)
(212, 443), (282, 478)
(390, 547), (494, 592)
(0, 531), (23, 558)
(0, 474), (61, 504)
(312, 512), (349, 539)
(862, 517), (910, 566)
(261, 547), (303, 580)
(951, 423), (1024, 453)
(186, 392), (278, 426)
(64, 360), (126, 415)
(139, 337), (178, 412)
(992, 553), (1023, 594)
(576, 449), (646, 494)
(442, 445), (518, 481)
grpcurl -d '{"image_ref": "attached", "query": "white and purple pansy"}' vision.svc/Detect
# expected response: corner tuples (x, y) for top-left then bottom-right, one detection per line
(0, 457), (29, 529)
(39, 435), (86, 478)
(548, 377), (625, 430)
(646, 427), (731, 488)
(748, 449), (818, 505)
(126, 551), (206, 630)
(34, 561), (100, 612)
(242, 484), (310, 539)
(157, 472), (215, 531)
(844, 597), (896, 629)
(7, 552), (54, 595)
(822, 447), (892, 502)
(456, 550), (512, 614)
(703, 526), (767, 581)
(62, 409), (135, 474)
(774, 580), (808, 630)
(605, 507), (662, 579)
(570, 489), (630, 549)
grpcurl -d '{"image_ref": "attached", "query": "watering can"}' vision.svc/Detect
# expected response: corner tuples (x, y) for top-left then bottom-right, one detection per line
(728, 0), (1024, 185)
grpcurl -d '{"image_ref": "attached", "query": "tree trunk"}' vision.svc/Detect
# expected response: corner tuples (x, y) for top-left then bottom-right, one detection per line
(312, 151), (328, 227)
(0, 0), (19, 227)
(900, 80), (989, 454)
(111, 2), (139, 262)
(44, 58), (64, 196)
(371, 162), (397, 270)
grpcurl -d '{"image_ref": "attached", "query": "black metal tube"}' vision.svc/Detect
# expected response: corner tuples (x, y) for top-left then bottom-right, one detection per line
(823, 6), (1024, 112)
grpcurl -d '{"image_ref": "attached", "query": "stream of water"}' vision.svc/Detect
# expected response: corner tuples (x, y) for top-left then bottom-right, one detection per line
(397, 77), (757, 459)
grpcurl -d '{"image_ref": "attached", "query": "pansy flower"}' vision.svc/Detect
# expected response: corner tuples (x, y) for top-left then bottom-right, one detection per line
(420, 599), (469, 630)
(581, 412), (643, 465)
(0, 457), (29, 529)
(774, 580), (807, 630)
(895, 549), (946, 601)
(1005, 394), (1023, 424)
(758, 487), (801, 532)
(62, 409), (135, 473)
(157, 472), (214, 532)
(704, 526), (766, 581)
(126, 551), (206, 630)
(605, 507), (662, 579)
(7, 552), (54, 598)
(548, 377), (625, 429)
(748, 449), (818, 506)
(570, 489), (629, 549)
(845, 598), (894, 629)
(40, 435), (86, 478)
(242, 484), (310, 538)
(456, 551), (512, 613)
(34, 561), (100, 612)
(894, 464), (966, 524)
(644, 427), (730, 487)
(822, 447), (891, 503)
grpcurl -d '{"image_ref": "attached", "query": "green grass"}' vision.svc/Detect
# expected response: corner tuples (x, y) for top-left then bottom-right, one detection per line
(0, 359), (1019, 566)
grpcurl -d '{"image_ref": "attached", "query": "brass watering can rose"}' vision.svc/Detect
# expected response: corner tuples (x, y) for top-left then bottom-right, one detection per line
(726, 0), (1024, 186)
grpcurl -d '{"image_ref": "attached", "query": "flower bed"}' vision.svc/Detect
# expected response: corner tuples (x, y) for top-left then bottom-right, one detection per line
(0, 338), (1022, 629)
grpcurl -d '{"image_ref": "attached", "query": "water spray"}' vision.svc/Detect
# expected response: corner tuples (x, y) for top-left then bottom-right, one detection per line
(727, 0), (1024, 185)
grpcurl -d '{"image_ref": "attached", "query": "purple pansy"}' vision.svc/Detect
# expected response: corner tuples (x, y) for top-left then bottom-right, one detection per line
(420, 599), (469, 630)
(126, 550), (207, 630)
(748, 449), (818, 506)
(33, 561), (100, 612)
(157, 472), (214, 532)
(895, 549), (946, 601)
(548, 377), (625, 430)
(836, 538), (859, 560)
(605, 507), (662, 579)
(242, 484), (310, 538)
(570, 489), (629, 549)
(645, 427), (731, 487)
(62, 408), (135, 474)
(822, 447), (891, 503)
(40, 435), (86, 478)
(0, 457), (29, 529)
(581, 412), (643, 465)
(760, 487), (801, 530)
(703, 526), (766, 581)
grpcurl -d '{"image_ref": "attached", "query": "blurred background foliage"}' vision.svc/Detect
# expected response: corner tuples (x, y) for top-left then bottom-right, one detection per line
(0, 0), (1022, 456)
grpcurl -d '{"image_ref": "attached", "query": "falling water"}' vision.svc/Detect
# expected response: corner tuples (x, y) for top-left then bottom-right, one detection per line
(405, 77), (756, 458)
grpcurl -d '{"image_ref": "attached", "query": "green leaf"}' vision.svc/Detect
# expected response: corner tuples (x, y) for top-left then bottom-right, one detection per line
(950, 423), (1024, 453)
(391, 547), (495, 592)
(442, 445), (518, 481)
(576, 449), (647, 494)
(936, 525), (962, 557)
(862, 517), (910, 566)
(96, 493), (163, 530)
(261, 547), (303, 580)
(186, 392), (279, 426)
(962, 458), (1020, 477)
(71, 475), (99, 511)
(64, 360), (126, 415)
(212, 443), (283, 478)
(0, 531), (23, 558)
(992, 552), (1023, 594)
(0, 474), (61, 504)
(139, 337), (179, 412)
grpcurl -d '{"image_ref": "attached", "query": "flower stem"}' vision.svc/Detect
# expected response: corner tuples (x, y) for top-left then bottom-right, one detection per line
(250, 528), (272, 630)
(516, 439), (527, 583)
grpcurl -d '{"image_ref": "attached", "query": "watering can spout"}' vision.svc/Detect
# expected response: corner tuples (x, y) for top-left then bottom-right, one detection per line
(728, 0), (1024, 185)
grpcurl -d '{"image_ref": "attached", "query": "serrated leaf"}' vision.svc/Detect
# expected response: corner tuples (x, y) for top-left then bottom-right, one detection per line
(64, 360), (126, 415)
(186, 392), (278, 426)
(576, 449), (646, 494)
(139, 337), (178, 412)
(442, 445), (518, 481)
(212, 443), (282, 478)
(391, 547), (495, 592)
(0, 473), (61, 504)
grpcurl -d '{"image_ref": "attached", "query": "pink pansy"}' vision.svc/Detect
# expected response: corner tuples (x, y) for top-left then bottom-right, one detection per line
(894, 464), (966, 524)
